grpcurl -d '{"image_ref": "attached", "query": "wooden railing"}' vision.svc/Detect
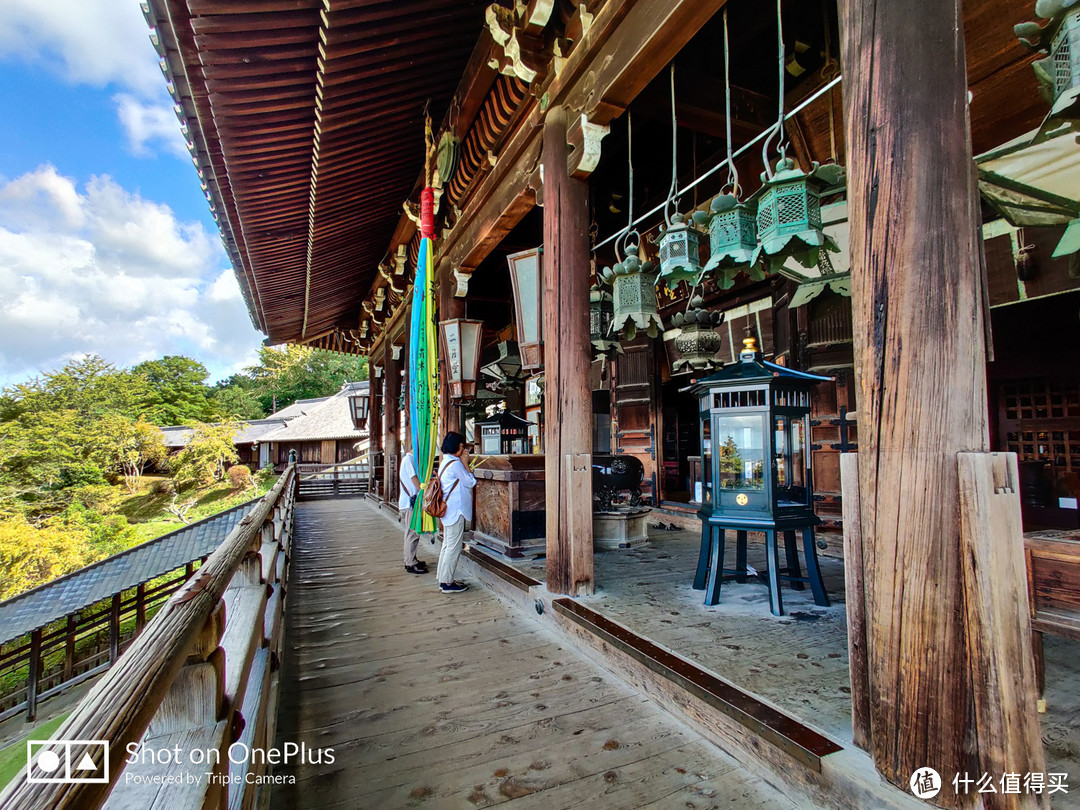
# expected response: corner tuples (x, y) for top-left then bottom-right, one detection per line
(0, 566), (193, 722)
(296, 460), (368, 498)
(0, 465), (297, 810)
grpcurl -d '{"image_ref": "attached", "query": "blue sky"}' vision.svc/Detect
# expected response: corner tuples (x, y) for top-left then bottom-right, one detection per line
(0, 0), (264, 387)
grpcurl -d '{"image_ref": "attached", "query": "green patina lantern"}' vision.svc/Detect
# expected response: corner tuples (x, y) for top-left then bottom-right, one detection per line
(601, 241), (664, 341)
(1016, 0), (1080, 130)
(749, 158), (845, 275)
(703, 194), (763, 290)
(657, 211), (705, 289)
(669, 296), (724, 375)
(589, 285), (621, 358)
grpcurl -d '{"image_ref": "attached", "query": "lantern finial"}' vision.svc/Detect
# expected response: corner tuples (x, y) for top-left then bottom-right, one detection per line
(740, 326), (760, 361)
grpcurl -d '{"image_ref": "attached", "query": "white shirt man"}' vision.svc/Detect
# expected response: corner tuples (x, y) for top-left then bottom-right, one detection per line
(435, 433), (476, 593)
(399, 449), (429, 574)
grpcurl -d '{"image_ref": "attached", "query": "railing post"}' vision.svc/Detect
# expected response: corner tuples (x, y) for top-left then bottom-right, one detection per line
(63, 615), (76, 682)
(136, 584), (146, 633)
(109, 593), (121, 663)
(26, 629), (42, 721)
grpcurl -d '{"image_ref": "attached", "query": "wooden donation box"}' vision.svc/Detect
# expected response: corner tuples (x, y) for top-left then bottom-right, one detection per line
(469, 454), (546, 558)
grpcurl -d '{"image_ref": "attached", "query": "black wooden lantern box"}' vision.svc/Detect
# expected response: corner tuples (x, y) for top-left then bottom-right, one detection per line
(691, 334), (829, 526)
(476, 410), (531, 455)
(689, 333), (833, 615)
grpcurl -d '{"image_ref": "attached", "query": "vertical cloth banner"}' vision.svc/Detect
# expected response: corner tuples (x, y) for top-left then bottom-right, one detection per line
(409, 186), (439, 534)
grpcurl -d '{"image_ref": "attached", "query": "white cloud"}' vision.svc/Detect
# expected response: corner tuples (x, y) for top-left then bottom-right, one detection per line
(0, 2), (187, 160)
(0, 0), (162, 97)
(0, 166), (263, 386)
(115, 94), (189, 159)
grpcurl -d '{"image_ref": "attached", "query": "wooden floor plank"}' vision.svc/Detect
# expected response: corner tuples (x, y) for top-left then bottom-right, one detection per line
(269, 499), (814, 809)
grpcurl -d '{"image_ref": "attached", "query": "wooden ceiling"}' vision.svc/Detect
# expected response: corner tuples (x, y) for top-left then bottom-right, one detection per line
(146, 0), (1050, 352)
(145, 0), (488, 346)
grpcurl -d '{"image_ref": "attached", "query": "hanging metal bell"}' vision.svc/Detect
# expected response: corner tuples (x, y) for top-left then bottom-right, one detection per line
(657, 211), (704, 289)
(749, 157), (845, 276)
(602, 243), (664, 341)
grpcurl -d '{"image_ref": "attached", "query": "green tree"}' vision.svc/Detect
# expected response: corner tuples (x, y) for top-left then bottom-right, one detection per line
(210, 374), (266, 420)
(173, 421), (241, 488)
(133, 356), (214, 425)
(248, 345), (367, 413)
(0, 355), (151, 422)
(100, 415), (168, 493)
(0, 409), (112, 515)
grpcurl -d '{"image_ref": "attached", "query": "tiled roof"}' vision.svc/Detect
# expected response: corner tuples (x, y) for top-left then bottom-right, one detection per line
(262, 382), (369, 443)
(0, 501), (256, 646)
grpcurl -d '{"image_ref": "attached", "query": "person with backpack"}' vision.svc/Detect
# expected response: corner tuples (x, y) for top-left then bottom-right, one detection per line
(433, 431), (476, 593)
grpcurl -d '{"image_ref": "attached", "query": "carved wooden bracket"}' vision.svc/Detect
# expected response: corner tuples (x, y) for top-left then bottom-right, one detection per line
(373, 287), (386, 311)
(567, 112), (609, 178)
(486, 1), (554, 84)
(452, 267), (472, 298)
(393, 244), (407, 276)
(390, 344), (403, 361)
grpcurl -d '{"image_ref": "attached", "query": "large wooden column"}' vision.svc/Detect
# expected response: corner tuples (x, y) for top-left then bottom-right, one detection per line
(438, 268), (465, 437)
(542, 106), (593, 596)
(839, 1), (1044, 803)
(384, 342), (401, 507)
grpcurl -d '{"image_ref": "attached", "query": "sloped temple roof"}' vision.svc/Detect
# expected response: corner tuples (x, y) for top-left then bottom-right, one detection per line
(142, 0), (487, 348)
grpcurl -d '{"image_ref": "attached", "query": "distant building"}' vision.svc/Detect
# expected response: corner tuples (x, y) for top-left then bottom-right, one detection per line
(159, 381), (370, 470)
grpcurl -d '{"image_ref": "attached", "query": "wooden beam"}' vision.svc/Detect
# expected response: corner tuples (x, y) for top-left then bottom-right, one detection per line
(542, 106), (593, 596)
(838, 0), (994, 798)
(958, 453), (1048, 810)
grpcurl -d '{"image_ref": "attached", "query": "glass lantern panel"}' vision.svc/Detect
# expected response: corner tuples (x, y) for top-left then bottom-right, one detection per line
(774, 416), (787, 489)
(481, 427), (501, 456)
(715, 414), (765, 490)
(791, 418), (806, 489)
(701, 410), (712, 505)
(509, 251), (541, 345)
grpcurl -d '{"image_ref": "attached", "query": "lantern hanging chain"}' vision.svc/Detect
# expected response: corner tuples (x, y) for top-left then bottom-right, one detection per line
(723, 8), (739, 196)
(761, 0), (787, 178)
(616, 111), (638, 261)
(592, 73), (840, 253)
(665, 63), (679, 225)
(822, 0), (839, 164)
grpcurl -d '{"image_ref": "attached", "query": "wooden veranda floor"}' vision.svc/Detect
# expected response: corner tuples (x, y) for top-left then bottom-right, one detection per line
(271, 500), (809, 809)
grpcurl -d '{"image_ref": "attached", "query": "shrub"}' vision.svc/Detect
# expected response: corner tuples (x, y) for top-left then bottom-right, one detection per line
(226, 465), (252, 490)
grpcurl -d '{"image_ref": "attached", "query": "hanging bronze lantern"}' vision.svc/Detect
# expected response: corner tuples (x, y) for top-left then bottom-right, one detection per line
(657, 212), (705, 289)
(589, 285), (621, 358)
(704, 194), (762, 290)
(749, 158), (845, 276)
(1016, 3), (1080, 132)
(670, 296), (724, 375)
(601, 241), (664, 341)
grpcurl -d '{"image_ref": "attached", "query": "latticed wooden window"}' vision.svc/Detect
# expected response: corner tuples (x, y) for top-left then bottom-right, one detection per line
(1000, 378), (1080, 471)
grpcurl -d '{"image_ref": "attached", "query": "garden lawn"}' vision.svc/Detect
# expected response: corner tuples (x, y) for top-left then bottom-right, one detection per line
(0, 713), (69, 791)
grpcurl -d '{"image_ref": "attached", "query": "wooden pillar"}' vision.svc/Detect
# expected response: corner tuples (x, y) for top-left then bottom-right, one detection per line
(384, 342), (401, 507)
(27, 628), (42, 721)
(837, 1), (1043, 802)
(63, 614), (76, 682)
(542, 105), (593, 596)
(368, 357), (383, 496)
(438, 268), (466, 438)
(136, 583), (146, 633)
(109, 593), (122, 663)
